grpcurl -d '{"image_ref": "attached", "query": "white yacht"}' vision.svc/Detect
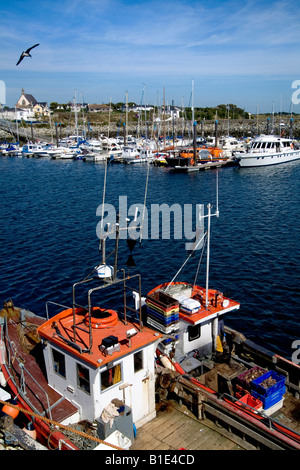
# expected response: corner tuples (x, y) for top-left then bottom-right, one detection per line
(237, 134), (300, 167)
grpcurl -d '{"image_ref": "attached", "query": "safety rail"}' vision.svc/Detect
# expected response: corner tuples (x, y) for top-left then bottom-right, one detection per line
(220, 392), (300, 445)
(45, 300), (73, 320)
(69, 270), (143, 353)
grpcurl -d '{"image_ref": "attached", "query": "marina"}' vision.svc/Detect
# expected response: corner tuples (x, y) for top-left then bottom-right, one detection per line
(2, 0), (300, 452)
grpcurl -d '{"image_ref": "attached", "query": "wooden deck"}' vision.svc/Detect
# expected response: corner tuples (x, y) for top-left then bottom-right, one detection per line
(130, 400), (255, 451)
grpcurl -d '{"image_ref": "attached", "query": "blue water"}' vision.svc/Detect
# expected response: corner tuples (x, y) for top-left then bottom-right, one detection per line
(0, 156), (299, 359)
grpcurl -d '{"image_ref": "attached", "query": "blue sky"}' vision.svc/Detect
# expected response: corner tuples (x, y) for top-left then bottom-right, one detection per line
(1, 0), (300, 113)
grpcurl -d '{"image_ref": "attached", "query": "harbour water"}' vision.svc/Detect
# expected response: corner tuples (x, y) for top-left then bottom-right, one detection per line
(0, 156), (299, 360)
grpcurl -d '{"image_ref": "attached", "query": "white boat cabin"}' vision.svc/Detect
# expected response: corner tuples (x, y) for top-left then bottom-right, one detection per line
(37, 275), (163, 429)
(248, 135), (295, 154)
(144, 282), (240, 372)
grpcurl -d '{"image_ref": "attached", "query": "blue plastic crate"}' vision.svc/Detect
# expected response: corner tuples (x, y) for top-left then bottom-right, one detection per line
(252, 386), (286, 410)
(250, 370), (286, 397)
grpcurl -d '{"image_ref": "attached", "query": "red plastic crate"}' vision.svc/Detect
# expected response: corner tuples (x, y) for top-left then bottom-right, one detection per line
(237, 394), (263, 410)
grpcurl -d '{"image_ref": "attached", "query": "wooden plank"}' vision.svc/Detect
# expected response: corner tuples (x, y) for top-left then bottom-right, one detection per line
(131, 400), (247, 451)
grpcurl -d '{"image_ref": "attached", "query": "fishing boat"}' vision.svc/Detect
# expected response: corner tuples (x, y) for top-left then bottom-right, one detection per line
(0, 155), (164, 450)
(237, 134), (300, 167)
(166, 147), (231, 169)
(137, 202), (300, 450)
(167, 147), (235, 173)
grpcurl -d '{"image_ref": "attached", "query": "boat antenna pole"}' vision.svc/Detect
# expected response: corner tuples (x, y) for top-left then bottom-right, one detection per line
(99, 150), (108, 264)
(113, 213), (120, 280)
(205, 203), (211, 307)
(205, 171), (219, 306)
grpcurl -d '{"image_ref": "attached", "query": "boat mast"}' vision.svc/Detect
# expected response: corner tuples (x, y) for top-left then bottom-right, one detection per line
(125, 90), (128, 145)
(108, 97), (111, 142)
(163, 87), (166, 148)
(192, 79), (197, 166)
(227, 102), (230, 137)
(191, 79), (195, 124)
(205, 204), (211, 307)
(74, 89), (78, 141)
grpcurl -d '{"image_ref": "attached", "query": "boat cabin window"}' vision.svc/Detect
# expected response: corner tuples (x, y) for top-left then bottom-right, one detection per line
(52, 348), (66, 378)
(188, 324), (201, 342)
(134, 350), (143, 373)
(101, 363), (122, 391)
(77, 363), (91, 394)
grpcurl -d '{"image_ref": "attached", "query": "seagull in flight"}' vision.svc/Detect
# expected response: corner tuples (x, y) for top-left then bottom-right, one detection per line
(16, 44), (40, 66)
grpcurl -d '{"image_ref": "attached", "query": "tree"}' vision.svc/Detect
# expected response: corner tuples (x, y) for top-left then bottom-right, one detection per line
(50, 102), (58, 111)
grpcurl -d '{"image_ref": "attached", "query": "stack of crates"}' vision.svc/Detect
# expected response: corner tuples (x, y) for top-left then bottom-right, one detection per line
(250, 370), (286, 413)
(146, 290), (179, 348)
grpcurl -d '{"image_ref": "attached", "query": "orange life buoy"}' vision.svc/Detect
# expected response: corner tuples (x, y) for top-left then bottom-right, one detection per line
(85, 308), (118, 329)
(291, 143), (294, 149)
(203, 289), (223, 307)
(190, 158), (194, 165)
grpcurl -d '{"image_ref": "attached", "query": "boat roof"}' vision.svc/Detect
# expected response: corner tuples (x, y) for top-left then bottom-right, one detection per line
(37, 307), (163, 368)
(252, 134), (292, 142)
(179, 298), (240, 325)
(147, 282), (240, 326)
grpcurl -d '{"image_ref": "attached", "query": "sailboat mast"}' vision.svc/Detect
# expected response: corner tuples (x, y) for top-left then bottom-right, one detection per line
(163, 87), (166, 148)
(108, 97), (111, 141)
(191, 79), (195, 124)
(125, 91), (128, 145)
(73, 89), (79, 141)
